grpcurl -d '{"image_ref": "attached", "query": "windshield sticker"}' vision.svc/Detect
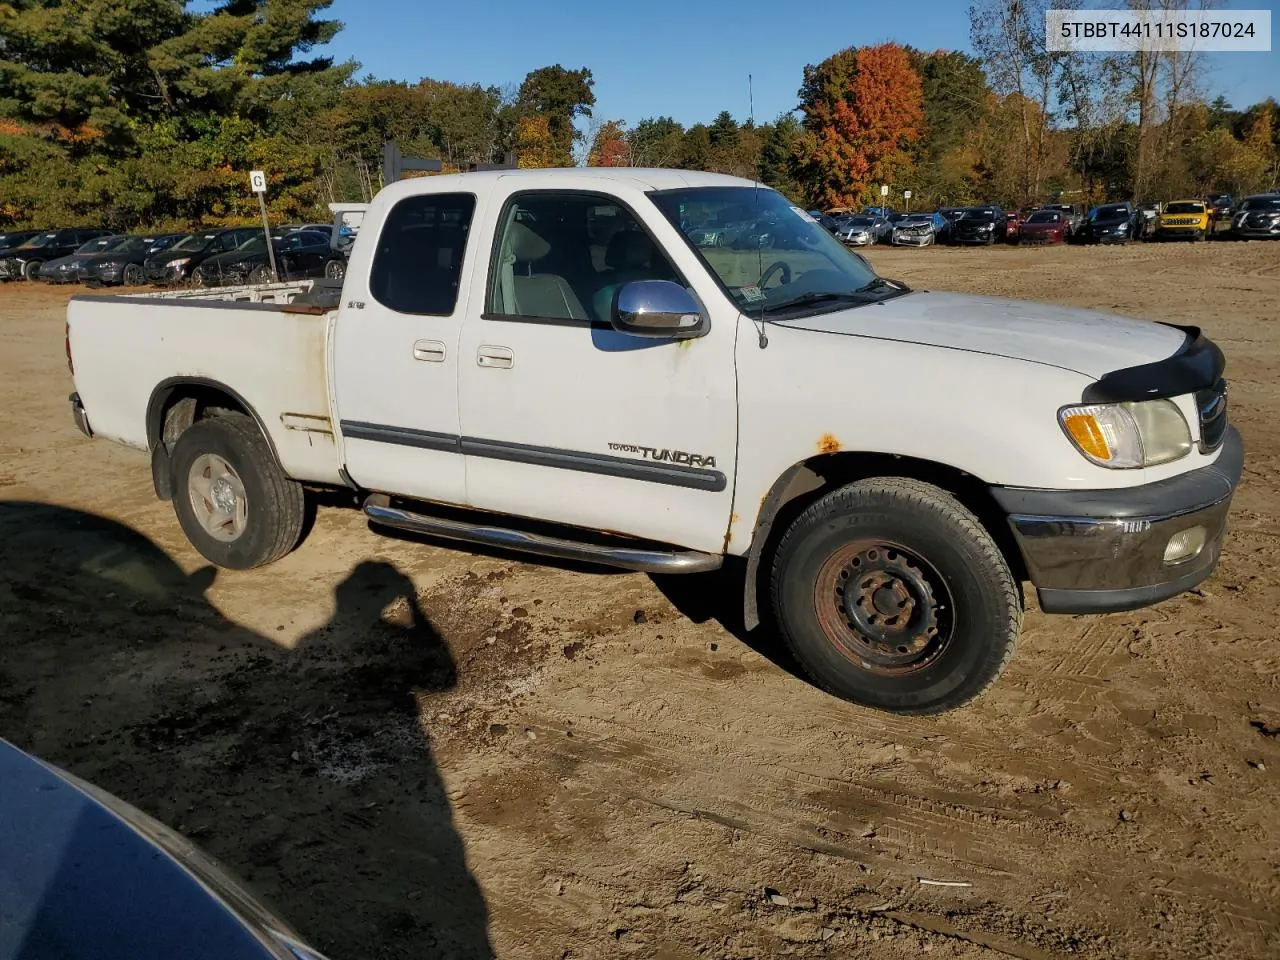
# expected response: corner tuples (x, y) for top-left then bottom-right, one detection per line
(739, 285), (766, 303)
(791, 206), (818, 223)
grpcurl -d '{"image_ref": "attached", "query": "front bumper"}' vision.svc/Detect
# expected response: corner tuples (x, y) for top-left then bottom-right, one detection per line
(891, 232), (933, 246)
(0, 259), (22, 280)
(953, 232), (996, 244)
(993, 427), (1243, 614)
(1018, 232), (1062, 245)
(1155, 226), (1204, 239)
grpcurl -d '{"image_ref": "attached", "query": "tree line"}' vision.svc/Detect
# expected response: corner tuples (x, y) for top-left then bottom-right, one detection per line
(0, 0), (1275, 231)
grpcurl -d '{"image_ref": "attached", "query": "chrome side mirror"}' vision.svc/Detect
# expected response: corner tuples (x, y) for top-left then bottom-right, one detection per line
(612, 280), (706, 339)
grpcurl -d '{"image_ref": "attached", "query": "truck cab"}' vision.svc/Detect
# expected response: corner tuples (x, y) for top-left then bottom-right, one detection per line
(66, 169), (1242, 716)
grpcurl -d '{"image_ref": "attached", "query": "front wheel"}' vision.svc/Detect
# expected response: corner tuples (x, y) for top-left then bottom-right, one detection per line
(169, 413), (306, 570)
(250, 263), (272, 284)
(122, 264), (143, 286)
(324, 258), (346, 281)
(769, 478), (1021, 715)
(22, 260), (42, 281)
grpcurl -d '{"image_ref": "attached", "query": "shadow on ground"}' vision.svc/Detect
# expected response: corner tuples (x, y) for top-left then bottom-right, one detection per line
(0, 501), (494, 960)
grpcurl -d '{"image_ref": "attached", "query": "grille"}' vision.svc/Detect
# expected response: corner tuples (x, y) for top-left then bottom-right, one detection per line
(1162, 217), (1200, 226)
(1196, 378), (1228, 453)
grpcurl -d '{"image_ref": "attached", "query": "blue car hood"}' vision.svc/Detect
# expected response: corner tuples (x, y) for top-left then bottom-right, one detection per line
(0, 740), (277, 960)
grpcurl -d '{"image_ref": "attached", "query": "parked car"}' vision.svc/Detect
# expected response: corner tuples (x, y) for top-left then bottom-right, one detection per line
(1016, 209), (1069, 245)
(1204, 193), (1234, 226)
(1002, 210), (1024, 242)
(0, 737), (332, 960)
(1152, 200), (1210, 241)
(0, 227), (111, 281)
(141, 227), (262, 284)
(197, 229), (341, 287)
(1038, 204), (1083, 237)
(80, 233), (188, 286)
(0, 229), (40, 255)
(1229, 194), (1280, 240)
(951, 205), (1005, 244)
(66, 168), (1241, 716)
(833, 214), (880, 246)
(1135, 202), (1161, 239)
(1080, 202), (1139, 244)
(935, 207), (969, 243)
(37, 234), (129, 284)
(890, 212), (936, 246)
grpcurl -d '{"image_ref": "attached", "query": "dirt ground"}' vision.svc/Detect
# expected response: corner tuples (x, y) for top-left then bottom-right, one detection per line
(2, 240), (1278, 960)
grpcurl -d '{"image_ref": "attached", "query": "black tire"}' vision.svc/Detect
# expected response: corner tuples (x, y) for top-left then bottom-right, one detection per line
(1193, 229), (1205, 242)
(169, 413), (306, 570)
(769, 478), (1020, 715)
(324, 258), (346, 281)
(22, 260), (42, 281)
(190, 266), (206, 287)
(250, 263), (272, 284)
(122, 263), (142, 286)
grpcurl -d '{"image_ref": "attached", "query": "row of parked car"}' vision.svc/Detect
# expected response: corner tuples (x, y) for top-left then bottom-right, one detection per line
(0, 222), (349, 288)
(805, 192), (1280, 249)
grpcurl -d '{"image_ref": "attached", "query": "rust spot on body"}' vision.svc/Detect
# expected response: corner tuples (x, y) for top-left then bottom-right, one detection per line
(818, 434), (841, 454)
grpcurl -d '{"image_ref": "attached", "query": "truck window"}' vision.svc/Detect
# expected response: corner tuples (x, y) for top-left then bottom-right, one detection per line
(370, 193), (476, 316)
(487, 192), (680, 324)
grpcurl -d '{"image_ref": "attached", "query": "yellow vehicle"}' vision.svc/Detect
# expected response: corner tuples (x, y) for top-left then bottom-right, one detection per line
(1152, 199), (1210, 241)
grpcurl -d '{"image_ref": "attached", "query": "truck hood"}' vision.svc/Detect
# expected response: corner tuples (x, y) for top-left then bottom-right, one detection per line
(775, 291), (1188, 379)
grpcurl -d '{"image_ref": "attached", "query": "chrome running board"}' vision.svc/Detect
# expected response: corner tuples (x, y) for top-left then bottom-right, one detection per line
(362, 495), (722, 574)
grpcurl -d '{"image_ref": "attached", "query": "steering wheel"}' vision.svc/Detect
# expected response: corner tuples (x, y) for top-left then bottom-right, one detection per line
(758, 260), (791, 289)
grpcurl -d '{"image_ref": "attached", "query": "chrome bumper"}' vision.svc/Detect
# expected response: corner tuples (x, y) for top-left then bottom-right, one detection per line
(993, 427), (1243, 614)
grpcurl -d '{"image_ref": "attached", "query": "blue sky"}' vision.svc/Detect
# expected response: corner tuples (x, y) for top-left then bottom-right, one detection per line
(317, 0), (1277, 128)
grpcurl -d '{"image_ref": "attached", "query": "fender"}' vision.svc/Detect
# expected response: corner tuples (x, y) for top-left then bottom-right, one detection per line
(145, 376), (280, 501)
(741, 461), (809, 633)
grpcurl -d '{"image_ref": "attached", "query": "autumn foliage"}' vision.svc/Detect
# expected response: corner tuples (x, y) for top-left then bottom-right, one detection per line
(795, 44), (924, 209)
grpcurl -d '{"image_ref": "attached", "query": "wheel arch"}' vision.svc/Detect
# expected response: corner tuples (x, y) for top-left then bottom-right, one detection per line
(742, 451), (1027, 632)
(146, 377), (281, 501)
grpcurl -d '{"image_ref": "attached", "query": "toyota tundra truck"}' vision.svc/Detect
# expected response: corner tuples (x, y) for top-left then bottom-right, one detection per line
(65, 169), (1243, 715)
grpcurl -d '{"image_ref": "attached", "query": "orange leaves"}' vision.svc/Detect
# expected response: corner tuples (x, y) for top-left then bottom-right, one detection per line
(797, 43), (924, 209)
(587, 120), (629, 167)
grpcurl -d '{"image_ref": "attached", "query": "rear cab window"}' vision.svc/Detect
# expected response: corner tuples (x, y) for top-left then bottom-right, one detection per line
(369, 193), (476, 315)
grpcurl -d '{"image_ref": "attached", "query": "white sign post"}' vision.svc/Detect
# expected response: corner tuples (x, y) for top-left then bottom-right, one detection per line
(904, 189), (912, 214)
(249, 170), (278, 283)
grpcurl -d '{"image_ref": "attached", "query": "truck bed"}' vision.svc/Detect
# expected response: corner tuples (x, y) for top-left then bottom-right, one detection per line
(67, 281), (344, 486)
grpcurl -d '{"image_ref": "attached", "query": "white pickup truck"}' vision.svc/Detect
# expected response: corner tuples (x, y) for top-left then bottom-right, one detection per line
(66, 169), (1242, 715)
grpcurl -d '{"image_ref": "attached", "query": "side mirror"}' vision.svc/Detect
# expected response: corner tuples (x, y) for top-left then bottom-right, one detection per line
(612, 280), (706, 339)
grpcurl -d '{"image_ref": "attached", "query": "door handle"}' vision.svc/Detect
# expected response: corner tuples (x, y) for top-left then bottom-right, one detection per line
(413, 339), (446, 362)
(476, 345), (514, 369)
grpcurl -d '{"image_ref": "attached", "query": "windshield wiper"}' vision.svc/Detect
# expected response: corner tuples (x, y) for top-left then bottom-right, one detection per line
(761, 291), (868, 315)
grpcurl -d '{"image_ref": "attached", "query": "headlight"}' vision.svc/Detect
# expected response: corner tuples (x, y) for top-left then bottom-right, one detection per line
(169, 257), (190, 268)
(1059, 399), (1192, 468)
(1115, 222), (1129, 231)
(977, 222), (994, 231)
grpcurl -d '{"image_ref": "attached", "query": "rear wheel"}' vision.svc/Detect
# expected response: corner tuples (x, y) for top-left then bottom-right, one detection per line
(169, 413), (306, 570)
(769, 478), (1020, 715)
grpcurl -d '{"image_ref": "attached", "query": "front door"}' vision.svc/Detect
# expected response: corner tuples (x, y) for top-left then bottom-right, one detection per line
(333, 190), (481, 506)
(457, 185), (737, 554)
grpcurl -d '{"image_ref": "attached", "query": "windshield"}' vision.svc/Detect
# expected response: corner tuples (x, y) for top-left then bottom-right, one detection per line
(1164, 202), (1204, 215)
(841, 216), (874, 228)
(75, 236), (119, 255)
(172, 233), (216, 252)
(650, 186), (900, 318)
(21, 233), (60, 249)
(964, 208), (998, 222)
(1240, 196), (1280, 212)
(106, 236), (150, 255)
(1027, 211), (1060, 223)
(1092, 205), (1128, 220)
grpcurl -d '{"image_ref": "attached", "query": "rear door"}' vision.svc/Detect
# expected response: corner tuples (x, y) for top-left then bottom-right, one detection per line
(333, 189), (481, 506)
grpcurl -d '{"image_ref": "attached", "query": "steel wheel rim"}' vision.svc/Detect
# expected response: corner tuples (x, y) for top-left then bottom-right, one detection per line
(187, 453), (248, 542)
(813, 539), (954, 675)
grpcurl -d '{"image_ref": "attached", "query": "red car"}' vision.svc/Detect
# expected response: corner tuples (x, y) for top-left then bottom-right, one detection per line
(1017, 209), (1068, 245)
(1003, 210), (1024, 242)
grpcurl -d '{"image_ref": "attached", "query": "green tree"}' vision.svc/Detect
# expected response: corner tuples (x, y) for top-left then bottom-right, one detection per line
(515, 65), (594, 166)
(758, 113), (803, 200)
(628, 116), (684, 167)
